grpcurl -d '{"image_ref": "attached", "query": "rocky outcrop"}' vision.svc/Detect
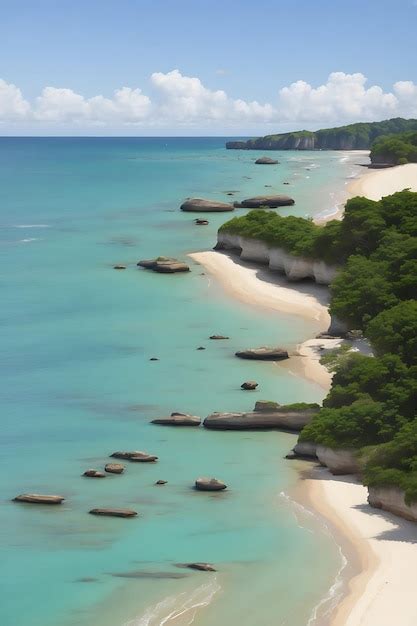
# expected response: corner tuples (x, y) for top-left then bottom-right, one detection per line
(137, 257), (190, 273)
(316, 446), (360, 475)
(216, 232), (339, 285)
(241, 381), (258, 390)
(13, 494), (65, 504)
(105, 463), (124, 474)
(234, 195), (294, 208)
(235, 346), (289, 360)
(83, 469), (106, 478)
(195, 218), (209, 225)
(204, 405), (319, 431)
(255, 157), (279, 165)
(195, 477), (227, 491)
(111, 451), (158, 462)
(291, 441), (318, 459)
(151, 412), (201, 426)
(254, 400), (280, 411)
(89, 508), (138, 518)
(180, 198), (234, 212)
(367, 486), (417, 522)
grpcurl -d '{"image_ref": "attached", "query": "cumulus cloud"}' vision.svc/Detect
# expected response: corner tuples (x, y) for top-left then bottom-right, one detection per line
(0, 70), (416, 129)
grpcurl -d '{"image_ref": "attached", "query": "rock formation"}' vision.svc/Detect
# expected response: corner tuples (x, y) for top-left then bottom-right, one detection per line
(180, 198), (234, 212)
(367, 486), (417, 522)
(316, 446), (360, 475)
(235, 347), (289, 360)
(13, 494), (65, 504)
(195, 477), (227, 491)
(151, 412), (201, 426)
(105, 463), (124, 474)
(137, 257), (190, 273)
(113, 265), (127, 270)
(241, 381), (258, 390)
(155, 480), (168, 485)
(195, 218), (209, 225)
(176, 562), (216, 572)
(110, 451), (158, 462)
(204, 404), (318, 431)
(83, 469), (106, 478)
(255, 157), (279, 165)
(234, 195), (294, 208)
(209, 334), (229, 340)
(215, 231), (339, 285)
(89, 508), (138, 518)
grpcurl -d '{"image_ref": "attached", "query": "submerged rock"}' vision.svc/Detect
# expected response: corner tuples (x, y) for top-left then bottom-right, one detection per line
(235, 347), (289, 360)
(110, 451), (158, 462)
(155, 479), (168, 485)
(180, 198), (234, 212)
(113, 264), (127, 270)
(241, 381), (258, 390)
(196, 346), (206, 350)
(209, 334), (229, 340)
(83, 469), (106, 478)
(151, 412), (201, 426)
(195, 477), (227, 491)
(255, 157), (279, 165)
(105, 463), (125, 474)
(234, 195), (294, 208)
(89, 508), (138, 518)
(176, 562), (216, 572)
(13, 494), (65, 505)
(194, 218), (209, 225)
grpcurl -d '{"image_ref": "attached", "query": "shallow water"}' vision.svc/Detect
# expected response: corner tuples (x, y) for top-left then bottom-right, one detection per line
(0, 138), (367, 626)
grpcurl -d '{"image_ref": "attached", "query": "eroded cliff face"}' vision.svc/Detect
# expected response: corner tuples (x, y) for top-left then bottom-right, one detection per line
(368, 486), (417, 522)
(316, 446), (360, 475)
(216, 232), (339, 285)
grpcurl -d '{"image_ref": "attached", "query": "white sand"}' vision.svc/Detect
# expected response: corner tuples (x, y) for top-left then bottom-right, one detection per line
(307, 471), (417, 626)
(347, 162), (417, 201)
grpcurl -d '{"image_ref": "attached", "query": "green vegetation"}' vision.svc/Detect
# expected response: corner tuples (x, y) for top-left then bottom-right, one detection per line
(226, 118), (417, 151)
(278, 402), (320, 412)
(370, 131), (417, 165)
(220, 190), (417, 501)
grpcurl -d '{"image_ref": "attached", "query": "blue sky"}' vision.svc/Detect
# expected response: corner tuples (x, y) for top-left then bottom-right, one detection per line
(0, 0), (416, 134)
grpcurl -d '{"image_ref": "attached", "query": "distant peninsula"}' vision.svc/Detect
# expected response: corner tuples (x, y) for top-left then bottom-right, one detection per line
(226, 117), (417, 154)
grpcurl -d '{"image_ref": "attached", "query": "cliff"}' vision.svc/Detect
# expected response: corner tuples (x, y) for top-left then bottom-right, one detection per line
(368, 486), (417, 522)
(226, 118), (417, 151)
(215, 231), (339, 285)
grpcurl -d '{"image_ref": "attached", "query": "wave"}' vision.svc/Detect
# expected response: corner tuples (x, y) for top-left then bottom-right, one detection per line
(279, 491), (347, 626)
(12, 224), (50, 228)
(19, 238), (40, 243)
(124, 578), (221, 626)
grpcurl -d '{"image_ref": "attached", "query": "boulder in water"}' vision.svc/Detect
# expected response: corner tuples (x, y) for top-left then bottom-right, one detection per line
(180, 198), (234, 212)
(105, 463), (125, 474)
(13, 494), (65, 505)
(255, 157), (279, 165)
(241, 381), (258, 390)
(89, 508), (138, 518)
(151, 412), (201, 426)
(235, 347), (289, 360)
(176, 562), (216, 572)
(111, 451), (158, 462)
(209, 335), (229, 340)
(234, 195), (294, 208)
(195, 477), (227, 491)
(83, 469), (106, 478)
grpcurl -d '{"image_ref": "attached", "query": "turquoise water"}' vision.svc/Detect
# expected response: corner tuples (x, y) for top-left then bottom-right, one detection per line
(0, 139), (365, 626)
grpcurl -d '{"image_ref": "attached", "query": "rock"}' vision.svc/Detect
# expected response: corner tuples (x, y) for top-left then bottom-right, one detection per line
(316, 446), (360, 475)
(194, 218), (209, 225)
(110, 451), (158, 462)
(209, 335), (229, 340)
(137, 257), (190, 273)
(13, 494), (65, 505)
(204, 406), (318, 431)
(113, 265), (127, 270)
(180, 198), (234, 212)
(176, 562), (216, 572)
(235, 347), (289, 360)
(105, 463), (124, 474)
(197, 346), (206, 350)
(368, 486), (417, 522)
(149, 357), (159, 361)
(254, 400), (280, 411)
(291, 441), (318, 459)
(227, 192), (234, 196)
(151, 412), (201, 426)
(89, 508), (138, 518)
(195, 477), (227, 491)
(155, 480), (168, 485)
(83, 469), (106, 478)
(234, 195), (294, 208)
(255, 157), (279, 165)
(241, 381), (258, 390)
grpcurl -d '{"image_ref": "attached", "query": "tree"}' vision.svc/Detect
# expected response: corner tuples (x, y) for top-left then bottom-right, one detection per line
(366, 301), (417, 366)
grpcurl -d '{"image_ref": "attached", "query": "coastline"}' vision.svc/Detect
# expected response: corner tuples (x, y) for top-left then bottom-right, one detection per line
(189, 160), (417, 626)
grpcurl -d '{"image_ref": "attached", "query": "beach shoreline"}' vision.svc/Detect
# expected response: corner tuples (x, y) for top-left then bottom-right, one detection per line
(189, 160), (417, 626)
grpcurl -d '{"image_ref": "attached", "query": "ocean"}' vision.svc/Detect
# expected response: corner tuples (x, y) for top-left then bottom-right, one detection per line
(0, 137), (366, 626)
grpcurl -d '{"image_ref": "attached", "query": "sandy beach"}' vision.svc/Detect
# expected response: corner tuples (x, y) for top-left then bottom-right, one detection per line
(190, 161), (417, 626)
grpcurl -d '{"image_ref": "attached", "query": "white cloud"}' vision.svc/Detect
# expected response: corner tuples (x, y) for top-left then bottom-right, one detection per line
(0, 79), (30, 120)
(0, 70), (416, 130)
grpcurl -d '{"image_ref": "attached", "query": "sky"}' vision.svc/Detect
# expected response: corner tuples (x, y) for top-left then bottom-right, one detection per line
(0, 0), (417, 135)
